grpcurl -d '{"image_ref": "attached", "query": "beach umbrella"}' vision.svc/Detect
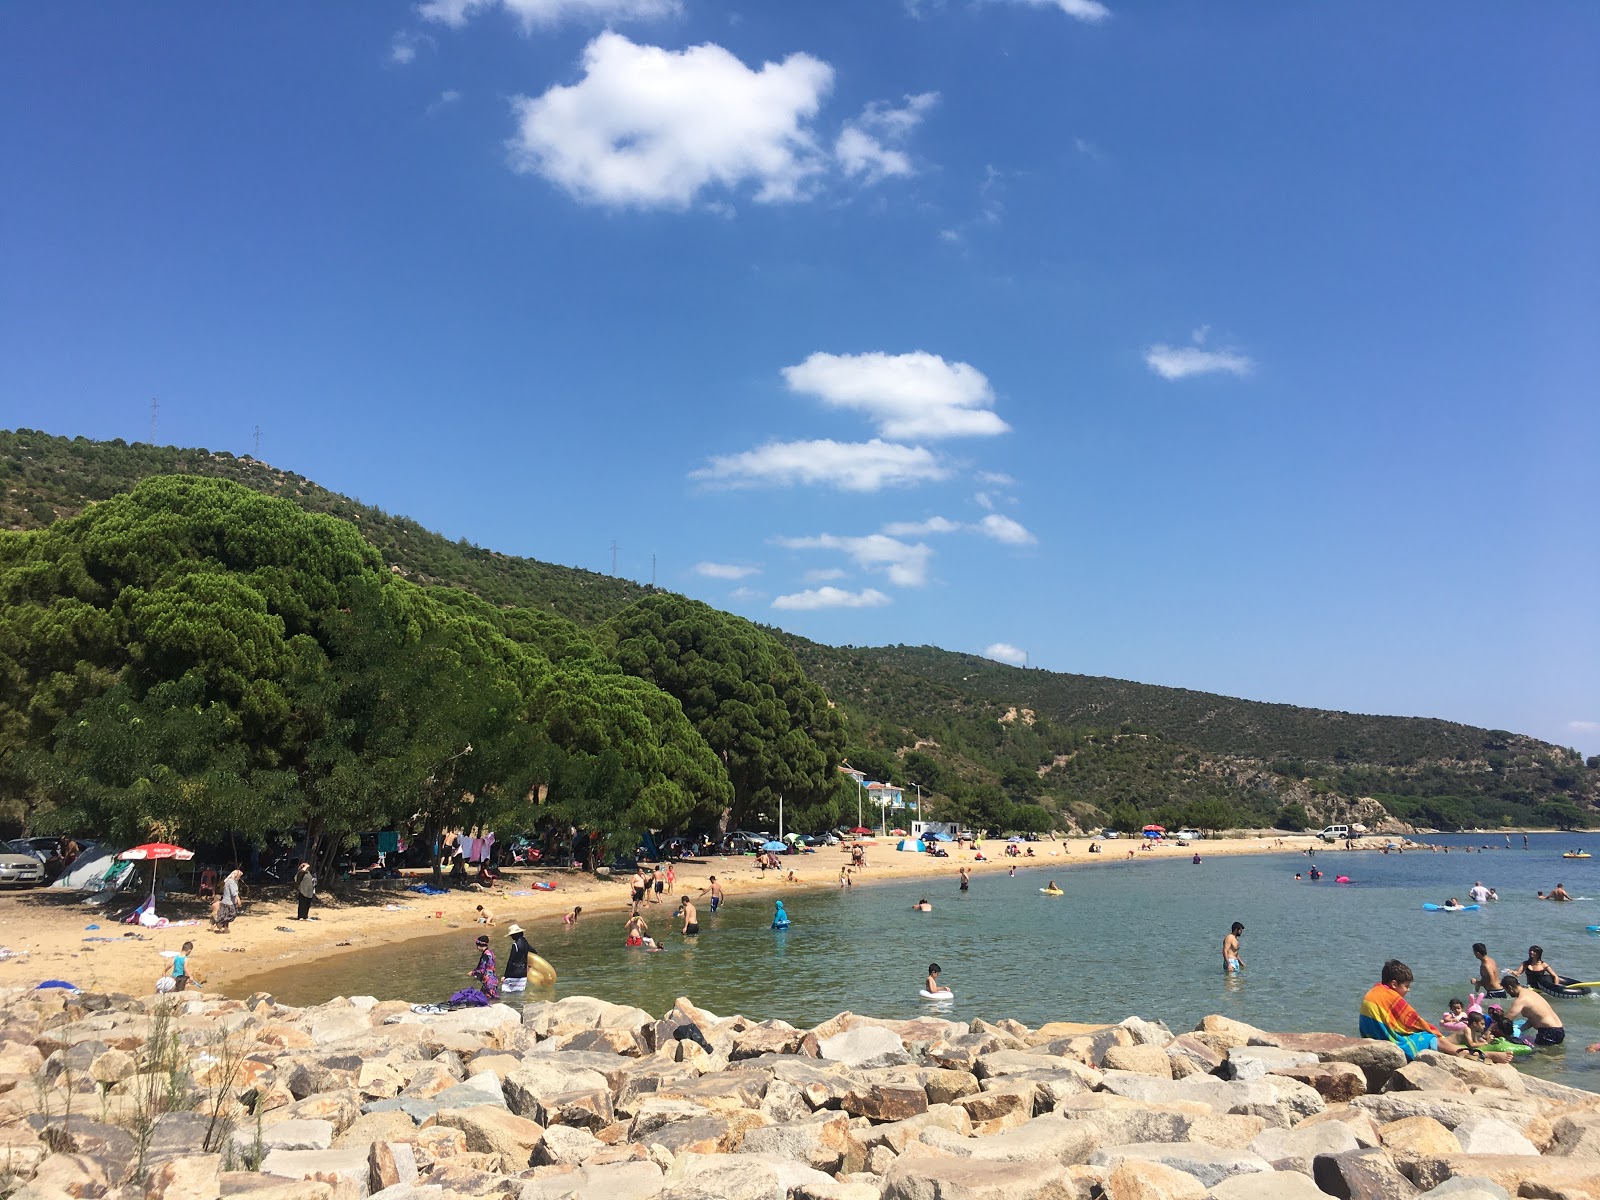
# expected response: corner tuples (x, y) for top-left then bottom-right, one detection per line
(119, 843), (194, 902)
(761, 841), (787, 852)
(848, 826), (872, 835)
(930, 832), (954, 842)
(1142, 825), (1165, 832)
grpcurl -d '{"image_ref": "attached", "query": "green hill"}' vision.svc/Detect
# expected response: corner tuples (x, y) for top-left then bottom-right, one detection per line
(5, 427), (1595, 835)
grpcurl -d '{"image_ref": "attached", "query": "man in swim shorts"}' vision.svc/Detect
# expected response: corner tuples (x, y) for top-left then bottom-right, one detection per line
(1473, 942), (1501, 992)
(958, 867), (970, 892)
(1500, 975), (1565, 1045)
(679, 896), (699, 937)
(1222, 922), (1245, 973)
(630, 869), (646, 911)
(701, 876), (723, 913)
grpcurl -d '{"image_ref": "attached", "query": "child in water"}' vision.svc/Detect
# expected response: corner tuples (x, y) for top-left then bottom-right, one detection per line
(563, 905), (582, 925)
(1440, 998), (1468, 1031)
(925, 963), (951, 997)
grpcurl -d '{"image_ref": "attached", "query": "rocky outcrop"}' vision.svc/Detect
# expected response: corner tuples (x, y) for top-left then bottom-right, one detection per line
(2, 988), (1598, 1199)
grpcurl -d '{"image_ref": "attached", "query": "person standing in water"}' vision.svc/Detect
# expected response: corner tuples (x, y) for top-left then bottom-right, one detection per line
(678, 895), (698, 937)
(958, 867), (971, 893)
(700, 876), (724, 913)
(502, 924), (533, 993)
(772, 899), (791, 928)
(470, 934), (500, 1000)
(1222, 922), (1245, 973)
(1472, 943), (1501, 992)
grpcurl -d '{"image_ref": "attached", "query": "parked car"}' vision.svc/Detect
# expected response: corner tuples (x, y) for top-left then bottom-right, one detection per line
(0, 841), (47, 887)
(1101, 828), (1122, 839)
(1175, 828), (1203, 842)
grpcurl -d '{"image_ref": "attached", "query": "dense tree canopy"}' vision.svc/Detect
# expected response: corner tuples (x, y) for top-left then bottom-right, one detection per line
(604, 595), (845, 828)
(0, 477), (731, 859)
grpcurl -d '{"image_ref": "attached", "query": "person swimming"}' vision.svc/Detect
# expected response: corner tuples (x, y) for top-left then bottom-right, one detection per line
(925, 962), (951, 997)
(912, 897), (932, 911)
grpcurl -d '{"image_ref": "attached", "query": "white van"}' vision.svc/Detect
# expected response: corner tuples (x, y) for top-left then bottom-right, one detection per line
(1319, 824), (1350, 842)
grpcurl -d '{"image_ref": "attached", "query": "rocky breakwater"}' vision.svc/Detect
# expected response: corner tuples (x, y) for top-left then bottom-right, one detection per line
(4, 988), (1600, 1200)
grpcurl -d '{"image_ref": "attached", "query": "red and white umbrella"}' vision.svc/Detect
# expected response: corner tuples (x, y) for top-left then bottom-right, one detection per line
(848, 826), (872, 835)
(119, 843), (195, 861)
(119, 843), (195, 902)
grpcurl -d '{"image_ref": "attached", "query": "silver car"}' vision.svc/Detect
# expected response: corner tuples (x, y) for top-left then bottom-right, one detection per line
(0, 842), (46, 887)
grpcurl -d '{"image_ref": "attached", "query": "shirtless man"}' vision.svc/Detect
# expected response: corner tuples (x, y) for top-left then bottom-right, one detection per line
(1548, 882), (1573, 902)
(678, 896), (699, 937)
(629, 869), (647, 912)
(1500, 975), (1566, 1046)
(1222, 922), (1245, 973)
(699, 876), (724, 913)
(1472, 943), (1501, 992)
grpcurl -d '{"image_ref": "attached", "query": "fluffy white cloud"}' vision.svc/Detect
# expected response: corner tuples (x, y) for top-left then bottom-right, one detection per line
(776, 532), (932, 587)
(694, 561), (760, 579)
(1144, 343), (1254, 380)
(1571, 720), (1600, 733)
(391, 34), (420, 64)
(983, 642), (1028, 666)
(508, 33), (834, 209)
(836, 92), (937, 183)
(996, 0), (1111, 23)
(978, 514), (1036, 545)
(772, 586), (891, 611)
(881, 516), (961, 537)
(419, 0), (678, 29)
(729, 585), (765, 601)
(803, 567), (848, 582)
(976, 470), (1014, 485)
(691, 438), (947, 491)
(782, 351), (1008, 440)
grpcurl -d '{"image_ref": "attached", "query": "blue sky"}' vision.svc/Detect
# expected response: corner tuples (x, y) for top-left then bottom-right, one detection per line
(3, 2), (1597, 753)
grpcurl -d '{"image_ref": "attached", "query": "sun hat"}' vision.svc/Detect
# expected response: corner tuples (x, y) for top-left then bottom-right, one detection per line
(506, 924), (524, 935)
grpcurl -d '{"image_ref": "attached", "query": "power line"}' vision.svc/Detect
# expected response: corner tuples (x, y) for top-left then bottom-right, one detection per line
(149, 397), (159, 443)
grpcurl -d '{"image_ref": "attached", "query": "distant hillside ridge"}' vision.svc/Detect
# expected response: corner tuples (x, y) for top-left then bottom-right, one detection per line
(5, 427), (1594, 832)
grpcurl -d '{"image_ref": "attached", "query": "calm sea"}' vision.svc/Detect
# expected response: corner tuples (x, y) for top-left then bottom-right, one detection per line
(236, 831), (1600, 1086)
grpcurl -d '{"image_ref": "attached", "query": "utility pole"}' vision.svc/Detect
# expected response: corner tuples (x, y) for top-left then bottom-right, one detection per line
(149, 397), (159, 443)
(253, 425), (261, 457)
(651, 554), (656, 587)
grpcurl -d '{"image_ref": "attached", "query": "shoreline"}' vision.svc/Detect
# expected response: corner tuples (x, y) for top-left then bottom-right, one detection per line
(0, 833), (1418, 999)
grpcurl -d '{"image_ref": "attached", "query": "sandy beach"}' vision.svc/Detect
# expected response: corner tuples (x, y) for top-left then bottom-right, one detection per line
(0, 833), (1350, 998)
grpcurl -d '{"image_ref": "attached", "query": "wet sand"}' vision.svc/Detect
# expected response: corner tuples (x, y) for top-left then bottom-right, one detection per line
(0, 833), (1352, 998)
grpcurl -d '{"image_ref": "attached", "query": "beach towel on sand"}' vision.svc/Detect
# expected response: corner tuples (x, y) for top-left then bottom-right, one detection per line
(1359, 981), (1439, 1060)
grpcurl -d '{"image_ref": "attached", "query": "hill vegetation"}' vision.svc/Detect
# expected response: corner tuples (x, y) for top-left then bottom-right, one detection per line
(3, 427), (1595, 843)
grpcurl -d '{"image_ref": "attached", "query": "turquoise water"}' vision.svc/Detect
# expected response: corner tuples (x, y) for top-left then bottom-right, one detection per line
(237, 833), (1600, 1086)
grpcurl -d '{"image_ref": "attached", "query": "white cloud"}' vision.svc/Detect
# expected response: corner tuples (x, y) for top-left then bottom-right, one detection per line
(1570, 720), (1600, 733)
(508, 33), (834, 209)
(419, 0), (679, 29)
(426, 89), (462, 115)
(782, 351), (1008, 440)
(976, 470), (1014, 485)
(776, 532), (933, 587)
(973, 491), (994, 511)
(1144, 337), (1255, 381)
(694, 561), (760, 580)
(391, 34), (420, 64)
(995, 0), (1111, 23)
(772, 586), (892, 611)
(729, 586), (765, 601)
(881, 516), (961, 537)
(836, 92), (937, 184)
(978, 513), (1036, 545)
(803, 567), (848, 582)
(691, 438), (947, 492)
(983, 642), (1028, 666)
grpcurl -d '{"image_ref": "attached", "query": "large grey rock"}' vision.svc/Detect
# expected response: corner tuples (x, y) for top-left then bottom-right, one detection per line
(1350, 1090), (1543, 1132)
(856, 1104), (974, 1154)
(1416, 1178), (1511, 1200)
(1448, 1117), (1537, 1157)
(818, 1025), (912, 1070)
(918, 1113), (1099, 1165)
(423, 1070), (504, 1111)
(232, 1118), (334, 1154)
(882, 1154), (1076, 1200)
(1089, 1143), (1272, 1189)
(1383, 1061), (1467, 1094)
(664, 1151), (833, 1200)
(520, 1160), (667, 1200)
(259, 1147), (371, 1195)
(504, 1060), (611, 1116)
(1118, 1016), (1174, 1046)
(739, 1110), (858, 1174)
(1223, 1046), (1318, 1081)
(1248, 1120), (1360, 1174)
(1207, 1172), (1328, 1200)
(1312, 1147), (1419, 1199)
